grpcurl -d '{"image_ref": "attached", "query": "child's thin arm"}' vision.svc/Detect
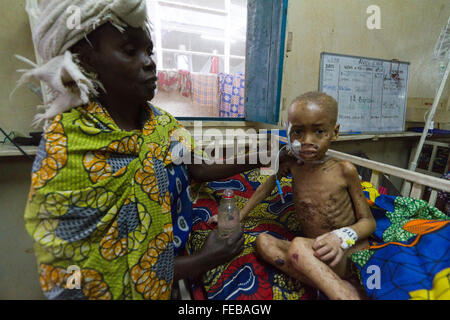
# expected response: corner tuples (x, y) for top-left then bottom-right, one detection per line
(240, 175), (277, 221)
(342, 161), (376, 240)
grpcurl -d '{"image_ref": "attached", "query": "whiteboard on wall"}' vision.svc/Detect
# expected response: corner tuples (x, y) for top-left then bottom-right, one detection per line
(319, 52), (410, 133)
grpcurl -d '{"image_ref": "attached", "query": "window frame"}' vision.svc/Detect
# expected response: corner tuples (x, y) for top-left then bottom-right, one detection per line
(178, 0), (289, 125)
(243, 0), (288, 125)
(149, 0), (246, 74)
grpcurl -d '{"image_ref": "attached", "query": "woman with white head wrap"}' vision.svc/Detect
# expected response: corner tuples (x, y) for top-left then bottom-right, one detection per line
(18, 0), (257, 300)
(14, 0), (149, 127)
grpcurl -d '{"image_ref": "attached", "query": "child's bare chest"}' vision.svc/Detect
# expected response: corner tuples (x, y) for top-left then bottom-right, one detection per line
(290, 161), (356, 237)
(291, 160), (345, 195)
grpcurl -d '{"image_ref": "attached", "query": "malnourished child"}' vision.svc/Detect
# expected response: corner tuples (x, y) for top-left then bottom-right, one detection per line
(238, 92), (376, 300)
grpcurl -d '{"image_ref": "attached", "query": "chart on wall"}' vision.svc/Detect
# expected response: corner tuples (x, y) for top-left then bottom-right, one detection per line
(319, 52), (409, 133)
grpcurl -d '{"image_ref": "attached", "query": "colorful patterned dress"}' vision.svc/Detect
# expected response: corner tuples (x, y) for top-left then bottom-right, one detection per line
(24, 101), (197, 300)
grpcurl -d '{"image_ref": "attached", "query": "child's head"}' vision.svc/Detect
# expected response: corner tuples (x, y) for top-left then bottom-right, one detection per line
(287, 91), (339, 162)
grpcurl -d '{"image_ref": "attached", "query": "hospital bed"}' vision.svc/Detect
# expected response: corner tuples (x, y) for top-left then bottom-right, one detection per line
(178, 149), (450, 300)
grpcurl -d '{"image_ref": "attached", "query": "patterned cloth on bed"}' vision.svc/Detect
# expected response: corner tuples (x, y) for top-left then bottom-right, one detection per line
(187, 169), (317, 300)
(188, 170), (450, 300)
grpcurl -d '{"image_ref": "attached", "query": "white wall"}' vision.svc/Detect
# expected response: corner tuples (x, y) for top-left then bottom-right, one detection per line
(0, 0), (42, 137)
(280, 0), (450, 125)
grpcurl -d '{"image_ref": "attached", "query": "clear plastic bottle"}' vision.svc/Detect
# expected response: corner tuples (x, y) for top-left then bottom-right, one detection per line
(217, 189), (240, 238)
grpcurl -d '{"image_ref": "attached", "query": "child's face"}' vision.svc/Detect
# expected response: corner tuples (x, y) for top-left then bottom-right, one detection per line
(83, 23), (157, 104)
(288, 101), (339, 162)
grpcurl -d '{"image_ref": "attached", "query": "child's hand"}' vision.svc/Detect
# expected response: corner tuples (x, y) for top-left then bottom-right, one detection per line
(207, 215), (218, 225)
(312, 232), (344, 268)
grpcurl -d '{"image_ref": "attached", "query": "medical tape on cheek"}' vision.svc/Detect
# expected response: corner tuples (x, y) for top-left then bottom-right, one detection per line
(286, 122), (331, 165)
(287, 122), (302, 155)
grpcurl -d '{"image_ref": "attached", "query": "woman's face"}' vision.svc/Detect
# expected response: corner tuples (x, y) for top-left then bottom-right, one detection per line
(82, 23), (158, 104)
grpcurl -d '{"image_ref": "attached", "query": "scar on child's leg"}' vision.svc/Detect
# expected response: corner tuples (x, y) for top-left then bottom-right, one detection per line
(275, 258), (285, 266)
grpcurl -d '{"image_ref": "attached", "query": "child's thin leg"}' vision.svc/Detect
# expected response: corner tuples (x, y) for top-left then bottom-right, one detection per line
(288, 237), (361, 300)
(255, 233), (315, 287)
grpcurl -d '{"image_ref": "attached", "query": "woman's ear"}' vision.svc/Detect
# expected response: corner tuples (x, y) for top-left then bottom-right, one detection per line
(71, 41), (97, 74)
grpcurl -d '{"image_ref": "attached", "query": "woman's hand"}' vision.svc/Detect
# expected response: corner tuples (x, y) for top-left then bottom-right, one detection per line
(277, 159), (293, 178)
(276, 149), (299, 178)
(173, 228), (245, 282)
(200, 228), (245, 266)
(279, 148), (303, 167)
(312, 232), (344, 268)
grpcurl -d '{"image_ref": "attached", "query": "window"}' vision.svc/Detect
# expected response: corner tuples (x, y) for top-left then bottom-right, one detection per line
(25, 0), (288, 126)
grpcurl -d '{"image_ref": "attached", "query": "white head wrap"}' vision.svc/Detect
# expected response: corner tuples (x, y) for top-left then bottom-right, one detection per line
(12, 0), (149, 127)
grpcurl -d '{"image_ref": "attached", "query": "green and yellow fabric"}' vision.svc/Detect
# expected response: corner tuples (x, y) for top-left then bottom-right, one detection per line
(25, 101), (198, 300)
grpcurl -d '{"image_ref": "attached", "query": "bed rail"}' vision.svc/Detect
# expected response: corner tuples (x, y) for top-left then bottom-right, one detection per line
(328, 149), (450, 205)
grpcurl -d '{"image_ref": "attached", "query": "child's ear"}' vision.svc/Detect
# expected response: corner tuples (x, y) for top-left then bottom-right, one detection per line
(331, 124), (340, 141)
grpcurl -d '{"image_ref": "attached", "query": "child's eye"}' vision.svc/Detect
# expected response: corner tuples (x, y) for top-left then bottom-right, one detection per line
(316, 129), (325, 134)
